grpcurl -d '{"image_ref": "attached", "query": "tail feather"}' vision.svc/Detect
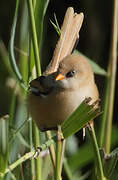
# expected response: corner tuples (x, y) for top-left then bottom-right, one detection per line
(45, 7), (84, 74)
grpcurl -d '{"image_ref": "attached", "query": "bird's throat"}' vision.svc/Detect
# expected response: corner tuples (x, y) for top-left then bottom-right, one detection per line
(30, 86), (53, 97)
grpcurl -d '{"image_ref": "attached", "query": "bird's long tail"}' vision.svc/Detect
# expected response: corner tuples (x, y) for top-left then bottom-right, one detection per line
(45, 7), (84, 74)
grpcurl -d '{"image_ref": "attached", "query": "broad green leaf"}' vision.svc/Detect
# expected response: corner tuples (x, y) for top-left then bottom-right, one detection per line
(68, 143), (93, 170)
(74, 50), (107, 76)
(67, 126), (118, 172)
(88, 58), (107, 76)
(61, 98), (100, 138)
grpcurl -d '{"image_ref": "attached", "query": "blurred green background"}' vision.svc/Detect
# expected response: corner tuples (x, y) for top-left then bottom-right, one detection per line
(0, 0), (118, 179)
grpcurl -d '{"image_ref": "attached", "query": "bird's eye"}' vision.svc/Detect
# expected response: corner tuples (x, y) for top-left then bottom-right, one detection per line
(66, 70), (76, 78)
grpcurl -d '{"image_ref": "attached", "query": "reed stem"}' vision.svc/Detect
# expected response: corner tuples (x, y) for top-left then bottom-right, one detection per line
(104, 0), (117, 154)
(88, 125), (105, 180)
(55, 126), (62, 180)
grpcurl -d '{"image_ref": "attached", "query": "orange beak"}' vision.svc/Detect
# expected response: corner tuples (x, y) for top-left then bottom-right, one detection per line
(56, 73), (65, 81)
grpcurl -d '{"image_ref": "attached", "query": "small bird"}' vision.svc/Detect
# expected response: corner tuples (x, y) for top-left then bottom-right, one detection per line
(28, 7), (99, 131)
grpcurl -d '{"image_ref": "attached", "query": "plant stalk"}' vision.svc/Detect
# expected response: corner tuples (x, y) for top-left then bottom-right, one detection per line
(27, 0), (42, 179)
(9, 0), (26, 91)
(32, 122), (42, 180)
(88, 125), (105, 180)
(3, 137), (55, 176)
(29, 119), (35, 179)
(27, 0), (41, 76)
(55, 126), (62, 180)
(45, 131), (55, 168)
(104, 0), (117, 154)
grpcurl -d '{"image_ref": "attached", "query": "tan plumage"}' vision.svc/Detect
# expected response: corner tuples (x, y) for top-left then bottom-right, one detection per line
(45, 7), (84, 74)
(28, 7), (99, 131)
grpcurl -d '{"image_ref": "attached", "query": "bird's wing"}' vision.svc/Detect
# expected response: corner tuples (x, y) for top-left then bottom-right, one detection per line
(45, 7), (84, 74)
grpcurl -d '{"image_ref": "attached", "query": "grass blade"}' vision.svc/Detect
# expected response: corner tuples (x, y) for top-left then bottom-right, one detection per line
(27, 0), (41, 77)
(35, 0), (49, 48)
(9, 0), (26, 90)
(74, 50), (107, 76)
(103, 0), (117, 154)
(62, 98), (100, 138)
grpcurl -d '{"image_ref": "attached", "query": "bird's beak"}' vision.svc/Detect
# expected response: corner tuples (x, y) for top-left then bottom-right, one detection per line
(56, 73), (65, 81)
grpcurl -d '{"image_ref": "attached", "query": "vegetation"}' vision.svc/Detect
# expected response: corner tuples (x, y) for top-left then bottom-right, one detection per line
(0, 0), (117, 179)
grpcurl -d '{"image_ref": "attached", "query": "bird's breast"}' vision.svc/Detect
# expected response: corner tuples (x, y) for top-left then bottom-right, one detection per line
(28, 83), (98, 130)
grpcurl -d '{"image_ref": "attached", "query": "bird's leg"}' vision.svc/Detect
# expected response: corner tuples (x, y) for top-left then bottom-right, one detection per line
(33, 146), (42, 159)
